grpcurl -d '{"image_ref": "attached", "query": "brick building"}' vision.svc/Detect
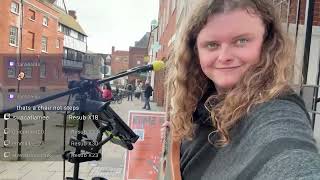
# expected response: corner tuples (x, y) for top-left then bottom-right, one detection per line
(128, 46), (148, 84)
(154, 0), (177, 106)
(111, 46), (129, 86)
(128, 32), (149, 85)
(0, 0), (66, 92)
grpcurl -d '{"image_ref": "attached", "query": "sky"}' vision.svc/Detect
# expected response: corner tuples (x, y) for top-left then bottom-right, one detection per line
(65, 0), (159, 54)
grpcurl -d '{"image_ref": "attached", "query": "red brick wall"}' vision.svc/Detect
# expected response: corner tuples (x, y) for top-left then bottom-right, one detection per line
(312, 0), (320, 26)
(128, 46), (147, 83)
(154, 0), (176, 106)
(287, 0), (320, 26)
(111, 47), (129, 85)
(0, 0), (65, 91)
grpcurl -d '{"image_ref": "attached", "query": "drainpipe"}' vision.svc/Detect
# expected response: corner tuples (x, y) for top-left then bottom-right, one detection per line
(17, 0), (24, 93)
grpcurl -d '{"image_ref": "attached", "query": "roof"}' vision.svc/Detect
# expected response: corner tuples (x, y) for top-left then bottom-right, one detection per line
(53, 6), (87, 36)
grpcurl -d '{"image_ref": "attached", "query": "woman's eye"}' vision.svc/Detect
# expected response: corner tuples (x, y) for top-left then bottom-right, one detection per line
(207, 43), (219, 49)
(236, 38), (249, 45)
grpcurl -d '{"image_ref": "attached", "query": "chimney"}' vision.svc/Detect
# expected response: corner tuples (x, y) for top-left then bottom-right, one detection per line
(68, 10), (77, 20)
(112, 46), (115, 54)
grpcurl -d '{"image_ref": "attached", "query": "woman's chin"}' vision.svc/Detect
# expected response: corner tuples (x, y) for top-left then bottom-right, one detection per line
(215, 81), (238, 92)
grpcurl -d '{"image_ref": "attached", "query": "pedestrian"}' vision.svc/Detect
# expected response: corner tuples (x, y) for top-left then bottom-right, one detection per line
(142, 83), (153, 110)
(115, 85), (119, 96)
(135, 82), (142, 99)
(126, 83), (133, 101)
(161, 0), (320, 179)
(101, 83), (112, 101)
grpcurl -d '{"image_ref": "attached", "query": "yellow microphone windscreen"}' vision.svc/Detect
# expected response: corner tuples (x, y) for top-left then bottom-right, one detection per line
(152, 60), (165, 71)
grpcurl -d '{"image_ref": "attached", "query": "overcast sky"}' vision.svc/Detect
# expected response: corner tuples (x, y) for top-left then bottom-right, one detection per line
(65, 0), (159, 54)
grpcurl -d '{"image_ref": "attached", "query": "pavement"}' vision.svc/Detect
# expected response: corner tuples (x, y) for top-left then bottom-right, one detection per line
(0, 97), (164, 180)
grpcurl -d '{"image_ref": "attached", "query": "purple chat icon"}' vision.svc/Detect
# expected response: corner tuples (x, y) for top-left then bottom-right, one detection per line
(8, 94), (15, 100)
(9, 61), (15, 67)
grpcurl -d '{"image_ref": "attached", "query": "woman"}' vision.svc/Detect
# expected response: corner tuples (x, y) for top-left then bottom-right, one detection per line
(162, 0), (320, 179)
(135, 82), (143, 99)
(101, 83), (112, 101)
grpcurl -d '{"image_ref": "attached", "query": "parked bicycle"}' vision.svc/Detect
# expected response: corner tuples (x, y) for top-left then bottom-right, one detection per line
(111, 93), (123, 104)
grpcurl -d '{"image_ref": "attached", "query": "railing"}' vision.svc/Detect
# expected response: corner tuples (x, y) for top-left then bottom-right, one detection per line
(62, 59), (83, 70)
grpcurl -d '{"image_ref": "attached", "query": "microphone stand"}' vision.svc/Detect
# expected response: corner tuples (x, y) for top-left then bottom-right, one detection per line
(0, 66), (153, 180)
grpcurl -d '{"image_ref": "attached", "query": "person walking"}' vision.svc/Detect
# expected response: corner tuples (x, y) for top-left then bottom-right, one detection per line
(142, 83), (153, 110)
(126, 83), (134, 101)
(135, 82), (143, 99)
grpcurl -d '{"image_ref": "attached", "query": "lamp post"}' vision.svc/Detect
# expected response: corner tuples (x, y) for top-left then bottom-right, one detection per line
(17, 0), (24, 93)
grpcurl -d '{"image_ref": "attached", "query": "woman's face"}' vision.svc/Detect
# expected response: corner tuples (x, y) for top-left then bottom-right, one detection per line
(196, 9), (265, 93)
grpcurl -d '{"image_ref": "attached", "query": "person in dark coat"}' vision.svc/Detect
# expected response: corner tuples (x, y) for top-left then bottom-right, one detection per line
(142, 83), (153, 110)
(126, 83), (134, 101)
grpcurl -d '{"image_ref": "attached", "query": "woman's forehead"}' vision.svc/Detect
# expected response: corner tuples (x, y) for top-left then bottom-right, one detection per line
(198, 9), (265, 40)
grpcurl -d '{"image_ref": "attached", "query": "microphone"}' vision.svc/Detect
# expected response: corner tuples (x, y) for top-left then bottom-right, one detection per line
(149, 60), (166, 71)
(97, 60), (165, 85)
(128, 60), (165, 73)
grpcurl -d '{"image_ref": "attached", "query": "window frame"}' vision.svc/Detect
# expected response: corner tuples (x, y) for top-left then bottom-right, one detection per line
(40, 62), (46, 78)
(9, 26), (18, 46)
(56, 39), (60, 48)
(10, 1), (19, 15)
(43, 16), (49, 26)
(62, 26), (70, 36)
(24, 66), (32, 78)
(78, 33), (84, 41)
(7, 66), (16, 78)
(29, 9), (36, 21)
(41, 36), (48, 52)
(28, 31), (35, 49)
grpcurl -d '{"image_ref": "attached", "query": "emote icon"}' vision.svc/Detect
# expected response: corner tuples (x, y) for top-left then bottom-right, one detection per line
(17, 71), (25, 81)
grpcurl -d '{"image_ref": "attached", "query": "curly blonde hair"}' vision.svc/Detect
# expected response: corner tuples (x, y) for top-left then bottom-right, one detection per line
(166, 0), (296, 146)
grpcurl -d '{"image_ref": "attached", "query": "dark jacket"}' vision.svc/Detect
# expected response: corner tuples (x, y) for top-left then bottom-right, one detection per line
(169, 91), (320, 180)
(144, 85), (153, 98)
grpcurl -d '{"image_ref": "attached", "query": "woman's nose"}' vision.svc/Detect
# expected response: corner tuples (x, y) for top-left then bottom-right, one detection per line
(217, 45), (233, 63)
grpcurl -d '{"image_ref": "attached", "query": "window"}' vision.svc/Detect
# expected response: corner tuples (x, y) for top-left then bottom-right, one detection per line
(76, 52), (84, 61)
(29, 9), (35, 20)
(122, 57), (128, 62)
(41, 36), (48, 52)
(7, 67), (16, 78)
(62, 26), (70, 36)
(11, 1), (19, 14)
(78, 33), (84, 41)
(70, 30), (78, 38)
(56, 39), (60, 48)
(58, 24), (62, 32)
(67, 49), (76, 60)
(9, 26), (18, 46)
(28, 32), (35, 49)
(137, 60), (141, 65)
(24, 66), (32, 78)
(63, 49), (68, 59)
(43, 16), (48, 26)
(40, 62), (46, 78)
